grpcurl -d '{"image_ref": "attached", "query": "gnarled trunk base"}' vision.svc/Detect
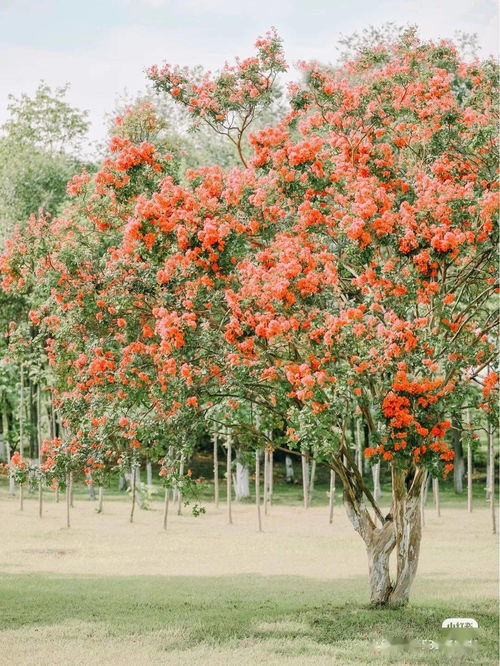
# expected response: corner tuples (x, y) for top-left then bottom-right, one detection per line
(343, 464), (424, 607)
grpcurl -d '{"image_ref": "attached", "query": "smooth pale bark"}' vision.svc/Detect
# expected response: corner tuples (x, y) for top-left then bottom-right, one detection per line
(66, 473), (72, 528)
(308, 459), (317, 505)
(163, 487), (170, 531)
(285, 455), (294, 483)
(466, 409), (473, 512)
(213, 433), (219, 508)
(301, 453), (309, 509)
(489, 426), (496, 534)
(255, 449), (262, 532)
(467, 441), (473, 513)
(177, 457), (184, 516)
(130, 466), (137, 523)
(420, 471), (427, 527)
(263, 450), (269, 514)
(226, 433), (232, 524)
(19, 484), (24, 511)
(146, 460), (153, 487)
(423, 473), (430, 507)
(269, 449), (273, 508)
(328, 470), (335, 524)
(97, 486), (104, 513)
(233, 458), (250, 501)
(432, 478), (440, 517)
(452, 414), (464, 494)
(372, 463), (381, 501)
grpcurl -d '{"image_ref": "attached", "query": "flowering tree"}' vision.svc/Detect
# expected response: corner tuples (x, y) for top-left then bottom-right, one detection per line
(141, 30), (499, 604)
(1, 29), (498, 606)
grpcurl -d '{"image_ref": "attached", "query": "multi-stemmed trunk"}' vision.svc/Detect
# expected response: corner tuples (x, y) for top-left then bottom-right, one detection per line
(340, 461), (425, 607)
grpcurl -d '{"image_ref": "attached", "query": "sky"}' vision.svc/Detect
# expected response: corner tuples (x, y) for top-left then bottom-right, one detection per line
(0, 0), (497, 148)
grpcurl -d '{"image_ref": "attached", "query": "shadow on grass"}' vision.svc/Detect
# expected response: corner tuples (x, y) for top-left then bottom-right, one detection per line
(0, 573), (497, 663)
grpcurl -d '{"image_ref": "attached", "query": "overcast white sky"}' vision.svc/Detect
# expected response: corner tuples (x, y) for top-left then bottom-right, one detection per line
(0, 0), (497, 148)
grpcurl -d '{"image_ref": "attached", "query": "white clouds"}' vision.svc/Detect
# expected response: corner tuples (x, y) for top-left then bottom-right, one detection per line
(0, 22), (232, 147)
(0, 0), (497, 150)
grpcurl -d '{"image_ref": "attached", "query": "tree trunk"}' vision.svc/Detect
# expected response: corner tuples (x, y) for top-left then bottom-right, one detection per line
(343, 491), (395, 605)
(146, 460), (153, 486)
(226, 433), (232, 524)
(269, 448), (273, 508)
(233, 456), (250, 501)
(50, 398), (56, 439)
(372, 463), (381, 501)
(489, 426), (496, 534)
(328, 470), (335, 524)
(66, 473), (71, 528)
(163, 487), (170, 531)
(342, 464), (424, 607)
(130, 465), (137, 523)
(452, 414), (464, 494)
(213, 433), (219, 508)
(301, 453), (309, 509)
(255, 449), (262, 532)
(29, 377), (36, 459)
(285, 455), (294, 483)
(467, 440), (473, 513)
(420, 470), (427, 527)
(308, 459), (316, 506)
(97, 485), (104, 513)
(366, 521), (396, 605)
(263, 450), (269, 514)
(177, 457), (184, 515)
(387, 468), (424, 607)
(432, 478), (440, 517)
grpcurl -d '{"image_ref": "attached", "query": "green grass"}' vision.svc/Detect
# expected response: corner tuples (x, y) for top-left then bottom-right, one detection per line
(2, 467), (493, 510)
(1, 452), (496, 510)
(0, 573), (497, 665)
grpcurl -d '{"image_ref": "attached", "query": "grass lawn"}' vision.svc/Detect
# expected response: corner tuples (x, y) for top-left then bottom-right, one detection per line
(0, 483), (498, 665)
